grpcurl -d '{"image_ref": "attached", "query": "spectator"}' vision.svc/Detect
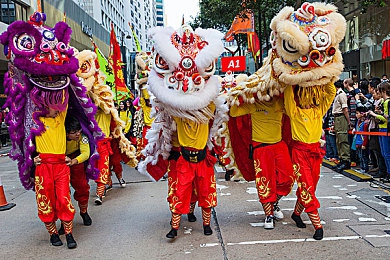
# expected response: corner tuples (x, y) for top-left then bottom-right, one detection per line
(344, 78), (358, 167)
(382, 74), (388, 82)
(332, 80), (351, 172)
(368, 81), (390, 182)
(323, 103), (338, 162)
(354, 107), (369, 173)
(367, 86), (387, 178)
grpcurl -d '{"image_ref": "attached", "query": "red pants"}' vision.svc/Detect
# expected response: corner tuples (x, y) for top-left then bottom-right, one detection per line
(170, 153), (217, 214)
(34, 154), (75, 222)
(253, 141), (294, 203)
(167, 157), (198, 206)
(291, 141), (323, 213)
(109, 138), (123, 180)
(95, 138), (113, 185)
(137, 125), (150, 160)
(69, 152), (89, 207)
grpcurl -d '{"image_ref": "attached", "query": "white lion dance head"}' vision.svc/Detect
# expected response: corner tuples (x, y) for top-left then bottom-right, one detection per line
(147, 24), (224, 114)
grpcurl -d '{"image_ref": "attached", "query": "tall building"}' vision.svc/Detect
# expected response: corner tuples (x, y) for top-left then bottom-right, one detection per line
(156, 0), (164, 26)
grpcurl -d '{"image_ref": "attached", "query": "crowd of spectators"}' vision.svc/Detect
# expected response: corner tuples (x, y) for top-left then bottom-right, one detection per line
(324, 74), (390, 182)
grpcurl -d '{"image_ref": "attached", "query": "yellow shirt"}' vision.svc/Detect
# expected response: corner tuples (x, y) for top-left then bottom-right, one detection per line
(36, 110), (67, 154)
(173, 103), (215, 150)
(66, 134), (90, 164)
(284, 84), (336, 144)
(140, 98), (154, 127)
(119, 110), (131, 134)
(230, 97), (284, 143)
(95, 108), (111, 138)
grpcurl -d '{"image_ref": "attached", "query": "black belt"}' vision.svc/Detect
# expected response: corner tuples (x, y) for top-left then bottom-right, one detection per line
(181, 147), (206, 163)
(334, 113), (344, 117)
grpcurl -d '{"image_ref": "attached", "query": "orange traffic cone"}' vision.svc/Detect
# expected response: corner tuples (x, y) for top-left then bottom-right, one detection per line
(0, 176), (16, 211)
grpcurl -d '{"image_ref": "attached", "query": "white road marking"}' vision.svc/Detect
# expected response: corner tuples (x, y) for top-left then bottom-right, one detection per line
(353, 212), (365, 216)
(347, 184), (358, 187)
(347, 195), (359, 199)
(220, 193), (231, 196)
(358, 217), (377, 222)
(333, 185), (342, 188)
(250, 222), (264, 227)
(328, 206), (357, 210)
(217, 184), (228, 190)
(333, 219), (350, 222)
(200, 236), (362, 247)
(339, 188), (348, 191)
(247, 211), (264, 215)
(246, 187), (257, 194)
(365, 234), (390, 238)
(283, 196), (342, 201)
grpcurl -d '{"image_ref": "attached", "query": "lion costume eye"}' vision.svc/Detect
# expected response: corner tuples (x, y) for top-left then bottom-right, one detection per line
(14, 33), (35, 52)
(282, 39), (298, 54)
(80, 61), (91, 73)
(155, 53), (169, 71)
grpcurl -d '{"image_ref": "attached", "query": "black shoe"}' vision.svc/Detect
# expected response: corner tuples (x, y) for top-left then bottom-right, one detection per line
(50, 233), (63, 246)
(187, 212), (197, 222)
(291, 213), (306, 228)
(225, 170), (234, 181)
(313, 228), (324, 240)
(58, 224), (65, 235)
(336, 162), (350, 172)
(80, 212), (92, 226)
(66, 233), (77, 249)
(166, 228), (178, 239)
(203, 225), (213, 235)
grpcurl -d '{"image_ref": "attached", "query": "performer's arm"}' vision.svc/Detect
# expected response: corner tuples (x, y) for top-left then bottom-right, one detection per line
(74, 135), (90, 164)
(230, 103), (254, 117)
(321, 83), (337, 114)
(283, 85), (297, 118)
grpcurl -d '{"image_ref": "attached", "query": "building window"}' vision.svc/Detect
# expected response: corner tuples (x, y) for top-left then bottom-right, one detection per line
(1, 0), (27, 24)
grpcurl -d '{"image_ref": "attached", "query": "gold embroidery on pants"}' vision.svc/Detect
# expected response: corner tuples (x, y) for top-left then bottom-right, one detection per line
(35, 176), (52, 215)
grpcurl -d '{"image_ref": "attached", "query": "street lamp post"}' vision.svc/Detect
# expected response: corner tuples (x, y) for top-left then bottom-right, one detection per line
(120, 31), (132, 88)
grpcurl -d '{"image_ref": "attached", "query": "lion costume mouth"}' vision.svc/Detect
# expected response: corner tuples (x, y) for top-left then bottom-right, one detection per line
(28, 75), (70, 90)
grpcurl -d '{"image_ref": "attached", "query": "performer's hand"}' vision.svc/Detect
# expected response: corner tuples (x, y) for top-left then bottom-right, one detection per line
(65, 156), (72, 166)
(33, 155), (41, 166)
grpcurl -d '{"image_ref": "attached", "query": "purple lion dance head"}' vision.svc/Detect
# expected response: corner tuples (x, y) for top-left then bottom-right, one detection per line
(0, 12), (102, 190)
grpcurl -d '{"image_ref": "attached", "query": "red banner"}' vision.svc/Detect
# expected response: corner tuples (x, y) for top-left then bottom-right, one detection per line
(224, 10), (255, 42)
(221, 56), (246, 72)
(109, 24), (132, 101)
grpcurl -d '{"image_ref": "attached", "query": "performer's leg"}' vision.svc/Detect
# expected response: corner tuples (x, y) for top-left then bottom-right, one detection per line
(70, 165), (91, 225)
(166, 213), (181, 238)
(61, 220), (77, 249)
(45, 222), (63, 246)
(291, 201), (306, 228)
(201, 207), (213, 235)
(95, 139), (112, 204)
(307, 210), (323, 240)
(187, 201), (197, 222)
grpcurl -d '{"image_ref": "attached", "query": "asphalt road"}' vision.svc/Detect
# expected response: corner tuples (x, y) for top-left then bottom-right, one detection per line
(1, 152), (390, 260)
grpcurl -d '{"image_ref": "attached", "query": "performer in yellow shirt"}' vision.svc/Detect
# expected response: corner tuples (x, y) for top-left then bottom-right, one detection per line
(230, 96), (294, 229)
(65, 116), (92, 226)
(166, 103), (218, 238)
(284, 83), (336, 240)
(34, 106), (77, 249)
(94, 107), (113, 204)
(137, 88), (155, 160)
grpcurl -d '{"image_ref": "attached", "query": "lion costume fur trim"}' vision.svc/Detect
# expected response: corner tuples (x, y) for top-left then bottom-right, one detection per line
(76, 50), (137, 167)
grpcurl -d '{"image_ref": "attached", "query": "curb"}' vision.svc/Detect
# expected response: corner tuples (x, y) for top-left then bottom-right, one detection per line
(322, 158), (372, 182)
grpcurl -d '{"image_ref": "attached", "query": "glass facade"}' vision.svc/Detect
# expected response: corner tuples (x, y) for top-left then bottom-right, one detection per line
(0, 0), (28, 24)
